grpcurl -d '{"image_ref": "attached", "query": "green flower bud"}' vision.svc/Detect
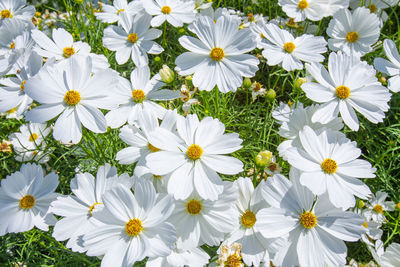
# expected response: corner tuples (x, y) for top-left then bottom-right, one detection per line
(159, 65), (175, 83)
(266, 89), (276, 100)
(243, 77), (252, 89)
(294, 77), (307, 91)
(255, 150), (273, 167)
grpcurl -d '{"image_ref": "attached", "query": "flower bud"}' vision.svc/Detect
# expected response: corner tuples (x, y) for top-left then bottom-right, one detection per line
(294, 77), (307, 91)
(159, 65), (175, 83)
(154, 56), (161, 62)
(358, 200), (365, 209)
(255, 150), (273, 167)
(266, 89), (276, 100)
(243, 77), (252, 89)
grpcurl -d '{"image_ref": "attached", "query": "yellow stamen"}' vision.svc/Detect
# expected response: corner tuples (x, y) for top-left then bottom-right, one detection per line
(1, 9), (12, 19)
(186, 144), (203, 160)
(29, 133), (38, 142)
(209, 47), (225, 61)
(335, 85), (351, 99)
(161, 6), (171, 14)
(346, 31), (359, 43)
(148, 143), (160, 152)
(64, 90), (81, 105)
(300, 211), (317, 229)
(321, 158), (338, 174)
(117, 8), (124, 15)
(241, 210), (256, 228)
(186, 199), (202, 215)
(63, 47), (75, 58)
(373, 204), (383, 214)
(283, 42), (296, 53)
(9, 42), (15, 50)
(298, 0), (309, 10)
(362, 222), (368, 228)
(125, 218), (143, 237)
(127, 33), (138, 43)
(131, 89), (145, 102)
(19, 195), (35, 209)
(20, 80), (26, 91)
(89, 202), (102, 216)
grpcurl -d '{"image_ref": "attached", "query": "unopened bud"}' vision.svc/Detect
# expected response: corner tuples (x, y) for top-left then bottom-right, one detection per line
(358, 200), (365, 209)
(255, 150), (273, 167)
(159, 65), (175, 83)
(266, 89), (276, 100)
(243, 77), (252, 89)
(294, 77), (307, 91)
(154, 56), (161, 62)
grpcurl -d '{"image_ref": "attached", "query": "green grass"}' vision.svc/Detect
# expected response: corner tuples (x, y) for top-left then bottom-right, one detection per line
(0, 0), (400, 265)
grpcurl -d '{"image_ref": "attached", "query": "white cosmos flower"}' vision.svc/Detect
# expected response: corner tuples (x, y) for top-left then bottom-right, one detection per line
(349, 0), (391, 25)
(168, 181), (238, 248)
(105, 66), (180, 128)
(146, 113), (243, 200)
(363, 191), (395, 224)
(50, 164), (134, 253)
(272, 101), (296, 124)
(374, 39), (400, 92)
(146, 242), (210, 267)
(0, 163), (59, 236)
(257, 170), (366, 267)
(199, 7), (240, 22)
(175, 14), (259, 93)
(327, 7), (381, 57)
(286, 126), (376, 209)
(302, 51), (391, 131)
(0, 18), (32, 57)
(0, 51), (42, 115)
(24, 56), (119, 144)
(224, 177), (276, 267)
(360, 219), (382, 247)
(143, 0), (196, 27)
(94, 0), (143, 24)
(278, 0), (332, 22)
(102, 12), (163, 66)
(259, 23), (327, 71)
(370, 241), (400, 267)
(0, 0), (35, 25)
(83, 179), (176, 267)
(277, 103), (343, 159)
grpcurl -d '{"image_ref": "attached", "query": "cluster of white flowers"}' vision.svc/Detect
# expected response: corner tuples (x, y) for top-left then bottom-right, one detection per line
(0, 0), (399, 266)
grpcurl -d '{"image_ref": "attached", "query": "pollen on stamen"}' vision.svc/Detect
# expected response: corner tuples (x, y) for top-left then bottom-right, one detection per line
(283, 42), (296, 53)
(373, 204), (383, 214)
(132, 89), (145, 102)
(89, 202), (102, 216)
(64, 90), (81, 106)
(335, 85), (351, 99)
(297, 0), (309, 10)
(186, 199), (202, 215)
(29, 133), (38, 142)
(241, 210), (256, 228)
(9, 42), (15, 50)
(19, 195), (35, 209)
(247, 13), (255, 22)
(368, 4), (377, 13)
(125, 218), (143, 237)
(127, 33), (138, 43)
(63, 47), (75, 58)
(161, 6), (171, 14)
(226, 254), (242, 267)
(117, 8), (124, 15)
(148, 143), (160, 152)
(186, 144), (203, 160)
(1, 9), (12, 19)
(300, 211), (317, 229)
(210, 47), (225, 61)
(346, 31), (359, 43)
(20, 80), (26, 91)
(321, 158), (338, 174)
(362, 222), (368, 228)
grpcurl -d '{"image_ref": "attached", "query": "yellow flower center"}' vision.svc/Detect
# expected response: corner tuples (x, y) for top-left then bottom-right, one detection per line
(210, 47), (225, 61)
(286, 18), (297, 28)
(9, 42), (15, 50)
(186, 144), (203, 160)
(19, 195), (35, 209)
(260, 33), (266, 39)
(63, 47), (75, 58)
(335, 85), (351, 99)
(362, 221), (368, 228)
(29, 133), (38, 142)
(321, 158), (338, 174)
(89, 202), (102, 216)
(373, 204), (383, 214)
(7, 107), (16, 114)
(161, 6), (171, 14)
(132, 89), (145, 102)
(368, 4), (377, 13)
(247, 13), (254, 22)
(284, 42), (296, 53)
(346, 31), (359, 43)
(298, 0), (309, 10)
(1, 9), (12, 19)
(241, 210), (256, 228)
(186, 199), (202, 215)
(125, 218), (143, 237)
(117, 8), (124, 15)
(127, 33), (138, 43)
(153, 175), (162, 179)
(226, 254), (242, 267)
(64, 90), (81, 105)
(20, 80), (26, 91)
(148, 143), (160, 152)
(300, 211), (317, 229)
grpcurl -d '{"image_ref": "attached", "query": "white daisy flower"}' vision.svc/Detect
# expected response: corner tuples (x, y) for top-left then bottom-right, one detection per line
(146, 243), (210, 267)
(102, 12), (163, 66)
(83, 179), (177, 267)
(259, 23), (327, 71)
(0, 0), (35, 25)
(50, 164), (134, 253)
(0, 18), (31, 57)
(0, 105), (23, 119)
(277, 103), (343, 159)
(327, 7), (381, 57)
(146, 113), (243, 200)
(350, 0), (391, 25)
(94, 0), (143, 24)
(271, 101), (296, 124)
(24, 56), (119, 144)
(301, 51), (391, 131)
(360, 220), (383, 247)
(374, 39), (400, 93)
(0, 163), (59, 236)
(175, 14), (259, 93)
(286, 126), (376, 209)
(105, 66), (180, 128)
(191, 0), (213, 10)
(363, 191), (395, 224)
(142, 0), (196, 27)
(168, 181), (238, 248)
(0, 51), (42, 116)
(278, 0), (334, 22)
(217, 242), (244, 267)
(224, 177), (276, 267)
(257, 170), (366, 267)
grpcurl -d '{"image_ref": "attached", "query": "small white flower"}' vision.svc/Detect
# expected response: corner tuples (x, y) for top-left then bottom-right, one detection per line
(102, 13), (163, 66)
(374, 39), (400, 92)
(363, 191), (395, 224)
(260, 23), (327, 71)
(369, 240), (400, 267)
(302, 51), (391, 131)
(0, 0), (35, 25)
(278, 0), (340, 22)
(0, 163), (59, 236)
(143, 0), (196, 27)
(94, 0), (143, 24)
(327, 7), (381, 57)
